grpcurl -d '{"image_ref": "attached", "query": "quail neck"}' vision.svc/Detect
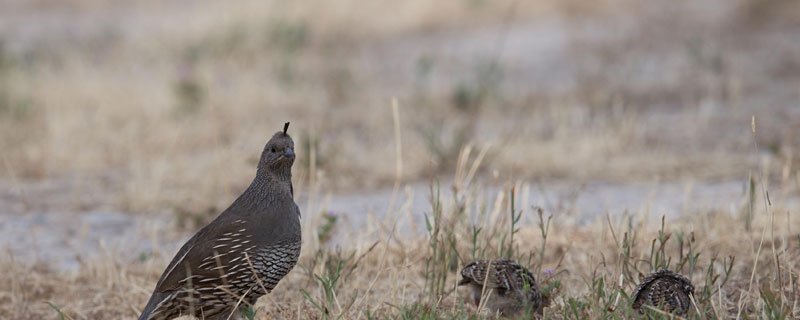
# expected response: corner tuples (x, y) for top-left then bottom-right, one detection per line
(254, 131), (296, 196)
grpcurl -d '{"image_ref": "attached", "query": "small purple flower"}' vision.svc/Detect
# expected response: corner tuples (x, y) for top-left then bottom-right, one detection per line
(545, 269), (554, 275)
(326, 210), (337, 217)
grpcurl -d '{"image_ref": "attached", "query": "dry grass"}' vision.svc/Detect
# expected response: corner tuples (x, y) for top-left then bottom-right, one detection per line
(2, 160), (799, 319)
(2, 0), (797, 214)
(2, 0), (800, 319)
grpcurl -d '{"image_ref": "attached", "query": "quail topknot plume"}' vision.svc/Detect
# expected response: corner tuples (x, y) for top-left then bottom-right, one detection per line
(631, 269), (695, 316)
(138, 122), (301, 320)
(458, 259), (544, 317)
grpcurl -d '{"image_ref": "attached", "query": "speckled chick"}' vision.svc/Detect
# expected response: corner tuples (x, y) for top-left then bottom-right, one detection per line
(459, 259), (543, 318)
(632, 269), (695, 316)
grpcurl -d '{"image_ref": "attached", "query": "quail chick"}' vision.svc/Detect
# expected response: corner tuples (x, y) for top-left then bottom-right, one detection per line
(459, 259), (543, 318)
(632, 269), (695, 316)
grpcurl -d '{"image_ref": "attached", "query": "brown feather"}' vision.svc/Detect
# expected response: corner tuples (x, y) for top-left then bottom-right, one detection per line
(632, 270), (694, 316)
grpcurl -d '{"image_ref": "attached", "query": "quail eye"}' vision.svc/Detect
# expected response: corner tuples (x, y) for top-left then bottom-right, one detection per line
(270, 148), (276, 153)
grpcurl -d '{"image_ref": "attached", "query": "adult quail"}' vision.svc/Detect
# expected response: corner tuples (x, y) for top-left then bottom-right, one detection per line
(459, 259), (543, 317)
(139, 122), (301, 320)
(631, 269), (695, 316)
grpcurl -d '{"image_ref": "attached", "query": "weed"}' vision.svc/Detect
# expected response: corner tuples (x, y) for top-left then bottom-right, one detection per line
(423, 181), (449, 302)
(172, 55), (206, 116)
(302, 249), (356, 319)
(46, 302), (72, 320)
(240, 306), (258, 320)
(318, 210), (339, 244)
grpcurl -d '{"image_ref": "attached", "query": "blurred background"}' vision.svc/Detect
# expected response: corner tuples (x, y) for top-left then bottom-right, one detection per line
(2, 0), (800, 276)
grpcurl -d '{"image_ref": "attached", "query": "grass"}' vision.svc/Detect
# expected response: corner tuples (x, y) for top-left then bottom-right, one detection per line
(2, 144), (799, 318)
(2, 0), (800, 319)
(2, 0), (796, 214)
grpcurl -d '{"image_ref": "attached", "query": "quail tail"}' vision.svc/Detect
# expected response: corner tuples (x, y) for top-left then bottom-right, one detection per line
(138, 291), (171, 320)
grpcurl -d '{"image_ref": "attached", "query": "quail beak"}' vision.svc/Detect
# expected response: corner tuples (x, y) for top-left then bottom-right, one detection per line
(283, 148), (295, 161)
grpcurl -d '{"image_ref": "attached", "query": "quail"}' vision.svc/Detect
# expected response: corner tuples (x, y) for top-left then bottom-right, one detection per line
(139, 122), (301, 320)
(631, 269), (695, 316)
(459, 259), (543, 317)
